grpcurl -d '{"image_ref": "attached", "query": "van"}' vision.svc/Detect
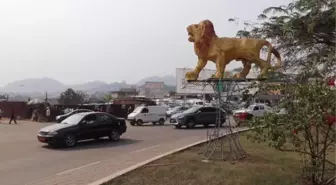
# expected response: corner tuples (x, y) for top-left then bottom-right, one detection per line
(127, 105), (167, 126)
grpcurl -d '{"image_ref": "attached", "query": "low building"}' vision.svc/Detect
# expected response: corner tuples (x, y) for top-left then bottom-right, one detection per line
(110, 88), (138, 98)
(138, 82), (169, 99)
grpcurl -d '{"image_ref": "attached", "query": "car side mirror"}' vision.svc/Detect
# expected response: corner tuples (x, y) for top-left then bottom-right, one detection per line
(80, 120), (87, 125)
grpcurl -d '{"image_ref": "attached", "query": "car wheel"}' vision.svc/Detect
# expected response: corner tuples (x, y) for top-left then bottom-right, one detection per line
(175, 125), (181, 129)
(158, 118), (165, 125)
(137, 119), (143, 126)
(108, 130), (120, 141)
(64, 134), (77, 147)
(152, 122), (157, 125)
(130, 121), (136, 126)
(186, 120), (195, 129)
(203, 123), (209, 128)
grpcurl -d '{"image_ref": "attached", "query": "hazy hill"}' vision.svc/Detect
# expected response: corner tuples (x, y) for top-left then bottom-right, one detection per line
(71, 80), (108, 91)
(0, 76), (176, 96)
(0, 77), (66, 93)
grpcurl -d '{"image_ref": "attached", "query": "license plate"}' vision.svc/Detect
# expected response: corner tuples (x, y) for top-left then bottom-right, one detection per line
(38, 136), (46, 142)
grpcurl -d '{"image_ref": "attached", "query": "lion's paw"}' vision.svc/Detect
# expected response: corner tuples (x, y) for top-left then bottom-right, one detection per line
(233, 73), (241, 78)
(185, 71), (199, 81)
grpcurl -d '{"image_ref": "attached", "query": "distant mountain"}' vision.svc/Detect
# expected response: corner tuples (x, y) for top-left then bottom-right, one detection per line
(70, 81), (132, 93)
(135, 75), (176, 86)
(70, 80), (110, 92)
(0, 75), (176, 97)
(0, 77), (66, 93)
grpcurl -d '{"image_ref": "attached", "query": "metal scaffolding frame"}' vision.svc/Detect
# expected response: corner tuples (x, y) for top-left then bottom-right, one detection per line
(186, 78), (265, 162)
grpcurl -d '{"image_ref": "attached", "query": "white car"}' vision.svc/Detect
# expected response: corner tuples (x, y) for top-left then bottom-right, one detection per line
(233, 103), (273, 121)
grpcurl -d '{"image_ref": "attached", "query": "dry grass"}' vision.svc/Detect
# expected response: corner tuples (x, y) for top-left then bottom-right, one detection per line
(104, 132), (335, 185)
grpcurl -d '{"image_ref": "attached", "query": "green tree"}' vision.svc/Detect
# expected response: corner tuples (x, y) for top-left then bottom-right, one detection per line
(229, 0), (335, 81)
(229, 0), (336, 184)
(58, 88), (87, 105)
(103, 94), (114, 102)
(250, 81), (335, 185)
(0, 94), (8, 100)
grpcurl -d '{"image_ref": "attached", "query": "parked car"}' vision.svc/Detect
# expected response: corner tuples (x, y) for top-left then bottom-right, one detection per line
(56, 109), (93, 123)
(233, 103), (273, 122)
(37, 112), (127, 147)
(166, 106), (189, 118)
(187, 99), (205, 106)
(169, 112), (185, 124)
(127, 105), (167, 126)
(173, 106), (225, 129)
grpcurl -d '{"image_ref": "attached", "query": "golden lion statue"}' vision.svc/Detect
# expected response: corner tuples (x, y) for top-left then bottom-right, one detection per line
(185, 20), (282, 80)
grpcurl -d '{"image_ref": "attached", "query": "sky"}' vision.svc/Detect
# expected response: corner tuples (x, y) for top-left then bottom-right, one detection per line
(0, 0), (292, 86)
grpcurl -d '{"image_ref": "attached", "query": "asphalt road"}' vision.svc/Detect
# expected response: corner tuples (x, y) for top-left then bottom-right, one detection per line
(0, 120), (223, 185)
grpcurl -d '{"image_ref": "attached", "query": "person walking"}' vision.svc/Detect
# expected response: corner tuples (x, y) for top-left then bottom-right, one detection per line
(9, 108), (17, 124)
(46, 107), (51, 122)
(0, 109), (3, 123)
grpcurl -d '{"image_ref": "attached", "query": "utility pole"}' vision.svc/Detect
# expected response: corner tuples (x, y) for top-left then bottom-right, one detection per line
(45, 91), (48, 103)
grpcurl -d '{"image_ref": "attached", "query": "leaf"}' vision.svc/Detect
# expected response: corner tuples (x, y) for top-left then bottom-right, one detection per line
(263, 6), (288, 15)
(257, 14), (268, 20)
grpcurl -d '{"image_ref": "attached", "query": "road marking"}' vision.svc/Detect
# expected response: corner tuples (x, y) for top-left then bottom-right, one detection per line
(130, 144), (160, 153)
(56, 161), (101, 176)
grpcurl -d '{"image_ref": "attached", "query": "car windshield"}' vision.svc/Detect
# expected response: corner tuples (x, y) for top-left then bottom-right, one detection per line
(61, 114), (85, 125)
(247, 105), (255, 110)
(183, 107), (200, 114)
(170, 106), (181, 112)
(132, 107), (142, 113)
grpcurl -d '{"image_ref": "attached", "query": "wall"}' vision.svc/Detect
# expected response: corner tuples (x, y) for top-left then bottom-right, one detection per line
(0, 101), (28, 119)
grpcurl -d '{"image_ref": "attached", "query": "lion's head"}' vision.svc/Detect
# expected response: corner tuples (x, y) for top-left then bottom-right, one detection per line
(187, 20), (217, 57)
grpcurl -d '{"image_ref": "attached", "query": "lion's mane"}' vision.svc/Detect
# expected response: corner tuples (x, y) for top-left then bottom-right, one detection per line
(194, 20), (218, 58)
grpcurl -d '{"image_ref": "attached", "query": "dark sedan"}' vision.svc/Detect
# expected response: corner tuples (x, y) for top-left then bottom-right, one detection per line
(56, 109), (93, 123)
(173, 106), (225, 129)
(37, 112), (127, 147)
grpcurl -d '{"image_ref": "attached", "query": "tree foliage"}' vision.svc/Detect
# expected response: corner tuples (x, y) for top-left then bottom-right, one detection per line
(0, 94), (8, 100)
(229, 0), (335, 81)
(249, 81), (335, 185)
(58, 88), (87, 105)
(229, 0), (336, 184)
(103, 94), (114, 102)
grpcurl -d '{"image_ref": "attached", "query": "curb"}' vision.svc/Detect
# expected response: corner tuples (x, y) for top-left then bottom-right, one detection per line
(87, 127), (250, 185)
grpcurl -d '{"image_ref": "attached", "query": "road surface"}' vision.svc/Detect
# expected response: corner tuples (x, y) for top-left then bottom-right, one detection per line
(0, 120), (227, 185)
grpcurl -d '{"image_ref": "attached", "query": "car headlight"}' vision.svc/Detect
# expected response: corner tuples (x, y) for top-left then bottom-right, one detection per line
(48, 131), (58, 136)
(177, 115), (184, 119)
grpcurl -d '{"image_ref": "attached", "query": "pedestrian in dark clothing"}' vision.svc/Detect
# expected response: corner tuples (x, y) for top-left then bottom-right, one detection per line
(9, 108), (17, 124)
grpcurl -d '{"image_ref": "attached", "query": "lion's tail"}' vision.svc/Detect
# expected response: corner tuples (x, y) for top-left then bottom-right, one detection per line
(261, 40), (282, 70)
